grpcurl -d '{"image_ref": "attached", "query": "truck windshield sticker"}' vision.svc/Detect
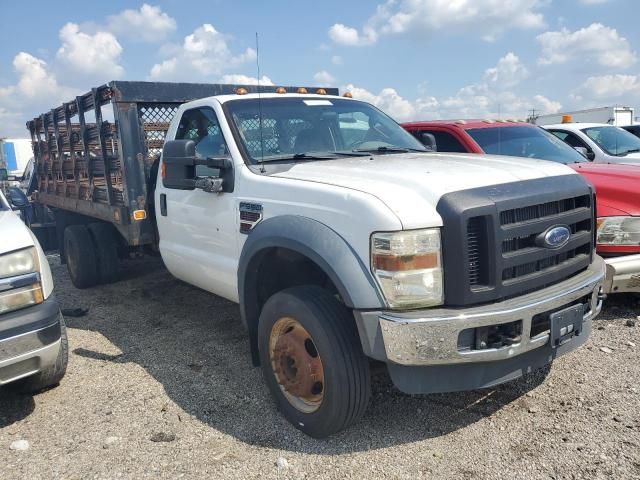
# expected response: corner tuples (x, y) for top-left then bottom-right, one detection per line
(303, 100), (333, 106)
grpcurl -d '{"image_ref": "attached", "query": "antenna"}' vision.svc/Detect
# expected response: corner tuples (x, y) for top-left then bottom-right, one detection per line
(256, 32), (266, 173)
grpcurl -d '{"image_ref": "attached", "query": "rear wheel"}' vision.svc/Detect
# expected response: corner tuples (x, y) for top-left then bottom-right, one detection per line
(87, 222), (119, 284)
(258, 286), (371, 438)
(64, 225), (98, 288)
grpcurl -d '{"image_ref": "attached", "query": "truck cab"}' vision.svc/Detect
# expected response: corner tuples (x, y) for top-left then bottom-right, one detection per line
(28, 83), (605, 437)
(157, 92), (604, 436)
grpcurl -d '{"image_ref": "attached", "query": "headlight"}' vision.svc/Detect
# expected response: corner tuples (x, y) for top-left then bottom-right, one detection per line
(0, 247), (38, 279)
(596, 217), (640, 245)
(0, 247), (43, 314)
(371, 228), (443, 308)
(0, 284), (44, 314)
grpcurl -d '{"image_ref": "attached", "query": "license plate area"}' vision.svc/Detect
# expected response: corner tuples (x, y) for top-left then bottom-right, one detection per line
(550, 304), (584, 347)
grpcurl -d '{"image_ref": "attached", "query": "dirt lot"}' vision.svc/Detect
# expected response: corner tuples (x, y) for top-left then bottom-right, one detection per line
(1, 255), (639, 480)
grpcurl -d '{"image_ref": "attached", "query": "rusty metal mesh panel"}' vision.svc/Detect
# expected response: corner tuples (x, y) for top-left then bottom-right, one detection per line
(138, 104), (179, 159)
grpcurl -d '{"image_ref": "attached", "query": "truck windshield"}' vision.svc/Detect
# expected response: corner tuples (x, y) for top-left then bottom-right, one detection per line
(224, 97), (427, 163)
(467, 125), (587, 164)
(581, 126), (640, 156)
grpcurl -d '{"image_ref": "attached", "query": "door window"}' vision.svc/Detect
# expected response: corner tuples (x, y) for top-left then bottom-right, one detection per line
(415, 130), (467, 153)
(175, 107), (228, 177)
(549, 130), (594, 156)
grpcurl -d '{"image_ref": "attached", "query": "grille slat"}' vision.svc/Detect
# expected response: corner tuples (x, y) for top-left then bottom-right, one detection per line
(466, 216), (489, 288)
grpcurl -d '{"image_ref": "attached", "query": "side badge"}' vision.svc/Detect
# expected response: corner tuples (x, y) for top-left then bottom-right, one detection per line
(239, 202), (263, 234)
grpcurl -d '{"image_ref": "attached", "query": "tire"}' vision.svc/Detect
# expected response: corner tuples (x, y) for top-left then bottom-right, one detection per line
(64, 225), (98, 288)
(87, 222), (119, 284)
(15, 315), (69, 393)
(258, 286), (371, 438)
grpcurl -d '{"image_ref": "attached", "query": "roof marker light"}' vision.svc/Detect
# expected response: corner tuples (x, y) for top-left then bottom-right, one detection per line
(316, 88), (327, 95)
(343, 92), (353, 98)
(236, 87), (248, 95)
(275, 87), (286, 94)
(562, 114), (572, 123)
(296, 87), (308, 94)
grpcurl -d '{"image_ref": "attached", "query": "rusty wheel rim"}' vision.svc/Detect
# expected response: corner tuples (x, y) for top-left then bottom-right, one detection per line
(269, 317), (325, 413)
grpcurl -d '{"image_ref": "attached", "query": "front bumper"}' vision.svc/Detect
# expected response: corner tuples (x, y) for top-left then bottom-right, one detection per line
(603, 253), (640, 294)
(0, 294), (62, 386)
(354, 256), (605, 393)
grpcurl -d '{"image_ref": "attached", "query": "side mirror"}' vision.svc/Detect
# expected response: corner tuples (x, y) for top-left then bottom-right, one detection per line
(162, 139), (234, 193)
(6, 186), (29, 209)
(417, 132), (437, 152)
(574, 147), (595, 161)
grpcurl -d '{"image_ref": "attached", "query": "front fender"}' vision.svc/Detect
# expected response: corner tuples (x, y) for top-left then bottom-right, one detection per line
(238, 215), (385, 363)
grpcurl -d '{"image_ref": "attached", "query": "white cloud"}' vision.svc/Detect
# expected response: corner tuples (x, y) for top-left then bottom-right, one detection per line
(328, 23), (377, 46)
(537, 23), (636, 68)
(314, 70), (336, 85)
(328, 0), (545, 46)
(571, 74), (640, 104)
(579, 0), (611, 3)
(0, 53), (77, 137)
(483, 52), (529, 88)
(56, 23), (124, 79)
(343, 53), (559, 122)
(331, 55), (343, 65)
(149, 24), (256, 81)
(219, 74), (274, 86)
(107, 4), (176, 42)
(343, 84), (417, 120)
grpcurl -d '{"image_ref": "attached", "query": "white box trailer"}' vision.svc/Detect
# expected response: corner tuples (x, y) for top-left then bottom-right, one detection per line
(0, 138), (33, 175)
(533, 106), (635, 127)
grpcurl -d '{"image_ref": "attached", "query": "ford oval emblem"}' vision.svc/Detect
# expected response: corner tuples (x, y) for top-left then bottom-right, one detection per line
(538, 225), (571, 249)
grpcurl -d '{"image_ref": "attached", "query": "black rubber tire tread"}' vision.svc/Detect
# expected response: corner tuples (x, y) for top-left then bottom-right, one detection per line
(87, 222), (119, 284)
(64, 225), (98, 288)
(258, 285), (371, 438)
(15, 315), (69, 393)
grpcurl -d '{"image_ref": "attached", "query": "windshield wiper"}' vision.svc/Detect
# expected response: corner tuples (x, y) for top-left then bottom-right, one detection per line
(258, 151), (367, 163)
(353, 146), (411, 154)
(621, 148), (640, 156)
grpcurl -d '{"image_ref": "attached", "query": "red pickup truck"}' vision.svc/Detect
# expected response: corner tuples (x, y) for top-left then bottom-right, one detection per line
(402, 120), (640, 295)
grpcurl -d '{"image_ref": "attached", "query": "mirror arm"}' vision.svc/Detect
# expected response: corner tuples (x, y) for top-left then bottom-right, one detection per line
(194, 177), (224, 193)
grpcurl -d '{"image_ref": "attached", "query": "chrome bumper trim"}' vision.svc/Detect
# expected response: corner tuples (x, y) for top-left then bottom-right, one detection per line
(376, 256), (605, 366)
(0, 322), (61, 385)
(603, 254), (640, 294)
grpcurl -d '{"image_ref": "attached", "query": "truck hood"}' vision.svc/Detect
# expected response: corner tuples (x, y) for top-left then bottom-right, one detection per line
(0, 210), (34, 255)
(271, 152), (578, 228)
(571, 163), (640, 216)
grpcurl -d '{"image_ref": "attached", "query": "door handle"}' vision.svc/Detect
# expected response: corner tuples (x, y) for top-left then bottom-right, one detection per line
(160, 193), (167, 216)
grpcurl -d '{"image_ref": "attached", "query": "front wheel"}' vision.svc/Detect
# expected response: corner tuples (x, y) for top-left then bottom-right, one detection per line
(258, 286), (371, 438)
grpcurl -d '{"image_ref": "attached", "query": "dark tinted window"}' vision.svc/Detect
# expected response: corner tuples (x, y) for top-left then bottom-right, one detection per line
(623, 125), (640, 138)
(417, 130), (467, 153)
(548, 130), (592, 151)
(467, 126), (586, 164)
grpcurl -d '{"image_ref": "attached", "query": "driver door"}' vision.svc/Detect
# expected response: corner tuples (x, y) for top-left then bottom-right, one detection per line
(156, 106), (239, 301)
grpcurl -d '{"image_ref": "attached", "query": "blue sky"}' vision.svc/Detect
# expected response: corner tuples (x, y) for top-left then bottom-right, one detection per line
(1, 0), (638, 137)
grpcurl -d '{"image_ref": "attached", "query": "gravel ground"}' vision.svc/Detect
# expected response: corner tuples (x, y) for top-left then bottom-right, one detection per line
(1, 255), (639, 480)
